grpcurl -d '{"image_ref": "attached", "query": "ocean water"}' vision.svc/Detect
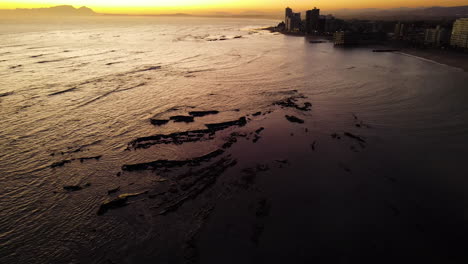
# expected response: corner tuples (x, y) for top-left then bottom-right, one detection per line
(1, 16), (468, 263)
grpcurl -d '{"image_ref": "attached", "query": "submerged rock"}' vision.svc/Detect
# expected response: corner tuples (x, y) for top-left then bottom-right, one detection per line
(188, 110), (219, 117)
(205, 117), (247, 130)
(78, 155), (102, 162)
(170, 115), (195, 123)
(344, 132), (366, 143)
(274, 97), (312, 111)
(331, 133), (341, 139)
(122, 149), (224, 171)
(128, 116), (248, 149)
(107, 186), (120, 195)
(63, 185), (83, 191)
(50, 160), (71, 168)
(97, 191), (147, 215)
(159, 158), (237, 215)
(150, 119), (169, 126)
(285, 115), (304, 124)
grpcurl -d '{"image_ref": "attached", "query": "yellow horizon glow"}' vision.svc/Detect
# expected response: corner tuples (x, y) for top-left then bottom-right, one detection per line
(1, 0), (467, 14)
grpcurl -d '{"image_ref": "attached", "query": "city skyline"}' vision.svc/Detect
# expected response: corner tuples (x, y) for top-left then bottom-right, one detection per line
(1, 0), (467, 14)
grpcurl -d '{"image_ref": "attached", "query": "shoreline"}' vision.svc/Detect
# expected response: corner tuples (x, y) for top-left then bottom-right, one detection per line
(263, 26), (468, 72)
(396, 48), (468, 72)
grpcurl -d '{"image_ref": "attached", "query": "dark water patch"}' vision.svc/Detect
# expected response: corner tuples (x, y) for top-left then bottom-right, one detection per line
(122, 149), (224, 171)
(48, 87), (77, 96)
(129, 117), (247, 149)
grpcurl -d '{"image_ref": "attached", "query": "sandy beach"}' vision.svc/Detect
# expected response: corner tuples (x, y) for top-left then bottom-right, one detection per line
(398, 48), (468, 72)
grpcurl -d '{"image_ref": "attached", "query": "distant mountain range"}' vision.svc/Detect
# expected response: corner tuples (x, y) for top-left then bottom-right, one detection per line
(331, 6), (468, 20)
(0, 5), (95, 16)
(0, 5), (467, 20)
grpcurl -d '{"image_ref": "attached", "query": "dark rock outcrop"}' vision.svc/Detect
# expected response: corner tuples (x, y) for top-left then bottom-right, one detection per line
(150, 119), (169, 126)
(122, 149), (224, 171)
(170, 115), (195, 123)
(274, 97), (312, 111)
(97, 192), (147, 215)
(129, 117), (248, 149)
(63, 185), (82, 191)
(344, 132), (366, 143)
(50, 160), (71, 168)
(188, 111), (219, 117)
(285, 115), (304, 124)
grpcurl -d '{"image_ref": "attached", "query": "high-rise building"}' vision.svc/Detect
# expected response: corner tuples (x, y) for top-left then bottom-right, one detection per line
(285, 7), (301, 32)
(394, 22), (405, 40)
(285, 7), (292, 22)
(450, 18), (468, 49)
(305, 7), (320, 34)
(425, 25), (450, 47)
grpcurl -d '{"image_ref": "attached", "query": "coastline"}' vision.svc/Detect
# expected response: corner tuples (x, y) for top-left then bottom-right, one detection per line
(397, 48), (468, 72)
(262, 26), (468, 73)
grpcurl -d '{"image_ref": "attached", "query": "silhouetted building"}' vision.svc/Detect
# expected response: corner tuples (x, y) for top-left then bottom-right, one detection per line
(334, 31), (386, 46)
(450, 18), (468, 49)
(334, 32), (357, 45)
(285, 7), (292, 22)
(394, 22), (405, 40)
(323, 15), (339, 33)
(305, 7), (320, 34)
(285, 7), (302, 32)
(425, 26), (450, 47)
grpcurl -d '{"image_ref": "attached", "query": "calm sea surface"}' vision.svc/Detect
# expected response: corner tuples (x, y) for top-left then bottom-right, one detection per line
(1, 16), (468, 263)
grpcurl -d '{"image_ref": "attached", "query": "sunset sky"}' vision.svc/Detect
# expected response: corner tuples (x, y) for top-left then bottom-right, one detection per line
(1, 0), (467, 14)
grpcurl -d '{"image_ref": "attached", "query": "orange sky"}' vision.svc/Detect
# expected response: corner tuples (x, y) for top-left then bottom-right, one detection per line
(1, 0), (467, 14)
